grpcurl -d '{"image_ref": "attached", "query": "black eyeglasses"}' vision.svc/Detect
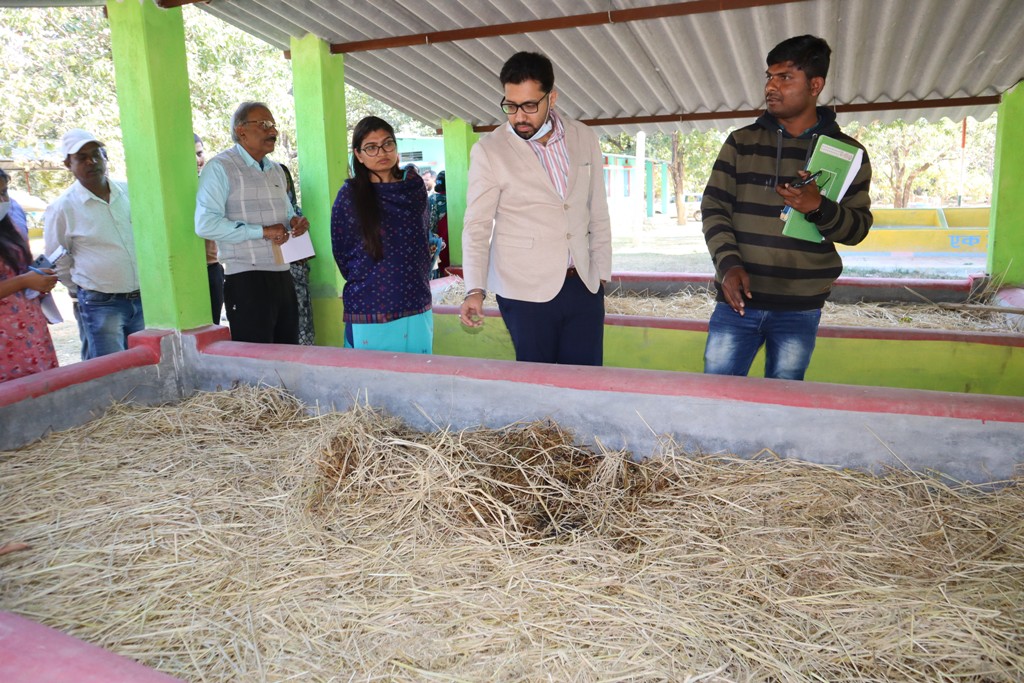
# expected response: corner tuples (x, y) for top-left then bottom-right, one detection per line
(500, 91), (550, 115)
(243, 120), (277, 131)
(359, 139), (397, 156)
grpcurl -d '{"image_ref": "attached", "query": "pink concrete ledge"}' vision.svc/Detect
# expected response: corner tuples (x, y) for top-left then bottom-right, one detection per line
(193, 331), (1024, 424)
(0, 612), (184, 683)
(0, 329), (168, 409)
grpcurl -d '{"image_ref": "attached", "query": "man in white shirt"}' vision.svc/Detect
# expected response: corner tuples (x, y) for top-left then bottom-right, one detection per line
(44, 129), (143, 359)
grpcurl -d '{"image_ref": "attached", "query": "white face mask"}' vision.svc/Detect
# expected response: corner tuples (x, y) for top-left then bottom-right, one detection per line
(526, 117), (553, 142)
(0, 201), (9, 222)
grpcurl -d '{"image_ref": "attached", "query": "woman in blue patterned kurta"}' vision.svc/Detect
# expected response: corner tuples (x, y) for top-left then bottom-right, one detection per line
(331, 117), (432, 353)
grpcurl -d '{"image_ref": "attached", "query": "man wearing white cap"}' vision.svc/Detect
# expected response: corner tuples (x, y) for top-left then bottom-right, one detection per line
(43, 128), (143, 359)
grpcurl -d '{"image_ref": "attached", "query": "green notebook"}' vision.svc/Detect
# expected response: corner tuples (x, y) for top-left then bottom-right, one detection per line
(781, 134), (863, 243)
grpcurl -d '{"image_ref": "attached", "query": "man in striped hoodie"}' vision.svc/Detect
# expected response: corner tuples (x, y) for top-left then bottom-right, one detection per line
(701, 35), (873, 380)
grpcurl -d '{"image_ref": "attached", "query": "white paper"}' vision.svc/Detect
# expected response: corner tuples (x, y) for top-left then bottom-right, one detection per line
(40, 293), (63, 324)
(46, 244), (68, 264)
(280, 230), (315, 263)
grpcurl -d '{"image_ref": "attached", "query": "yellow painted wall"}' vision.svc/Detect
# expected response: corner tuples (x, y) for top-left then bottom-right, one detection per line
(838, 228), (987, 253)
(840, 208), (990, 253)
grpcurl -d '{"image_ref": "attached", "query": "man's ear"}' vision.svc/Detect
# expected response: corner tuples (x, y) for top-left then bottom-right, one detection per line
(810, 76), (825, 98)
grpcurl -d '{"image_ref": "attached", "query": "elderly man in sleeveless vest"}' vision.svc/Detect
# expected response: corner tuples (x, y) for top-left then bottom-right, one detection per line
(195, 101), (310, 344)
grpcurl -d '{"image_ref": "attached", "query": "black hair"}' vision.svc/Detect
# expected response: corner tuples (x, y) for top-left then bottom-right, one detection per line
(193, 133), (202, 144)
(350, 116), (399, 261)
(499, 51), (555, 92)
(0, 169), (31, 274)
(766, 35), (831, 80)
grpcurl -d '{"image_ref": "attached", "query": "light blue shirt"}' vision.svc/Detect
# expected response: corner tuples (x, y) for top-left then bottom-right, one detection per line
(195, 144), (294, 243)
(9, 198), (28, 240)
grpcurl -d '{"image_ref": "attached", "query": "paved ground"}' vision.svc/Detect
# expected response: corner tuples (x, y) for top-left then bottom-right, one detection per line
(614, 215), (986, 277)
(30, 220), (987, 368)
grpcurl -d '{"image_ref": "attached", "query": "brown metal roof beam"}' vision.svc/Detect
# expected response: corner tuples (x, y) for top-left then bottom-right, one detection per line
(156, 0), (209, 7)
(832, 96), (1000, 113)
(469, 96), (1002, 132)
(330, 0), (809, 54)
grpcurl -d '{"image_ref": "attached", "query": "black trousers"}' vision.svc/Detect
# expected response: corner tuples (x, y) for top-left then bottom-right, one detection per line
(496, 273), (604, 366)
(207, 262), (225, 325)
(224, 270), (299, 344)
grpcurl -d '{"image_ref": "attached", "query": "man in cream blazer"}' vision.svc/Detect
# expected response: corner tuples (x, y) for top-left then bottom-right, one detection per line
(460, 51), (612, 365)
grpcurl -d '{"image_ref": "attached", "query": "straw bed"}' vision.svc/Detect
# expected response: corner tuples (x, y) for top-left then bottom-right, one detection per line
(2, 386), (1022, 681)
(439, 282), (1021, 333)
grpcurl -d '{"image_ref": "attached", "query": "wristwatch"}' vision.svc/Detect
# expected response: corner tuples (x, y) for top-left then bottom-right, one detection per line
(804, 204), (825, 224)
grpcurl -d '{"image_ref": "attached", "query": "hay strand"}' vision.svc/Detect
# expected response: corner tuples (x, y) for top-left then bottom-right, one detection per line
(2, 387), (1022, 681)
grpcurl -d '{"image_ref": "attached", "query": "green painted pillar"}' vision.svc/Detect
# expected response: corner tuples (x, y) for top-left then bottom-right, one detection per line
(441, 118), (478, 267)
(989, 81), (1024, 285)
(106, 0), (206, 330)
(290, 34), (347, 347)
(645, 160), (654, 217)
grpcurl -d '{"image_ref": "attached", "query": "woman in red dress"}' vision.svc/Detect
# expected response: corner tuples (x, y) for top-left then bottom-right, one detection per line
(0, 169), (58, 383)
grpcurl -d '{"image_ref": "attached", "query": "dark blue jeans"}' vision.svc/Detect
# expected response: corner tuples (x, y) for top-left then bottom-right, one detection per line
(703, 302), (821, 380)
(77, 288), (145, 360)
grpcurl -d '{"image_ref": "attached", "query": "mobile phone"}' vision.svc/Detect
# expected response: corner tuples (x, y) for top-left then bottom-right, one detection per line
(31, 254), (54, 270)
(790, 170), (822, 188)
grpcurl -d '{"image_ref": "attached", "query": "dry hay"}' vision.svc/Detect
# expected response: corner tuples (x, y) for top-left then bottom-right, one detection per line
(2, 386), (1023, 682)
(439, 281), (1021, 333)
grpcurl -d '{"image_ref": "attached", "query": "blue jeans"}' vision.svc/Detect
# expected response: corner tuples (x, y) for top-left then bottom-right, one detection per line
(77, 289), (145, 359)
(703, 303), (821, 380)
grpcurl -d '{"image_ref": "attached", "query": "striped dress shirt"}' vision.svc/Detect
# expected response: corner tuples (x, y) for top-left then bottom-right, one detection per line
(523, 110), (570, 199)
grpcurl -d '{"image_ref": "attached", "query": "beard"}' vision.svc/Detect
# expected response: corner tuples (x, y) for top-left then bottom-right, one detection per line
(513, 124), (537, 140)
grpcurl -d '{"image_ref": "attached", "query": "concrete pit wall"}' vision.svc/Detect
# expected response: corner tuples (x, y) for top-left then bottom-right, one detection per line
(2, 328), (1022, 484)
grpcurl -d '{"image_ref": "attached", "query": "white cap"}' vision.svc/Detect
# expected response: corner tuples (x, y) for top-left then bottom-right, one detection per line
(60, 129), (104, 158)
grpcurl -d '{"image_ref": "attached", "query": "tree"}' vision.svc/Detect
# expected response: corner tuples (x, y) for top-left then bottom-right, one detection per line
(0, 8), (122, 199)
(601, 129), (725, 223)
(0, 6), (435, 202)
(851, 118), (955, 208)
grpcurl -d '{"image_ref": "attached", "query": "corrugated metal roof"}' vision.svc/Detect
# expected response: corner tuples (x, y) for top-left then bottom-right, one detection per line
(6, 0), (1022, 132)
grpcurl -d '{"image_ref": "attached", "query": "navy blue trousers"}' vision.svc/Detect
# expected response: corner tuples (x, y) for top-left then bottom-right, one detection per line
(496, 273), (604, 366)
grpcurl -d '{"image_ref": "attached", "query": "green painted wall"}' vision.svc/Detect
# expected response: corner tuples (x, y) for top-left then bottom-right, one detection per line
(808, 336), (1024, 395)
(989, 81), (1024, 285)
(106, 1), (207, 330)
(433, 313), (1024, 397)
(290, 34), (347, 347)
(441, 118), (478, 267)
(433, 314), (516, 361)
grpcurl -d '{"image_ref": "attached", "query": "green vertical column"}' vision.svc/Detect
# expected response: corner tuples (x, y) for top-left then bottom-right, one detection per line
(989, 82), (1024, 285)
(106, 0), (206, 330)
(290, 34), (347, 347)
(645, 160), (654, 217)
(441, 118), (478, 267)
